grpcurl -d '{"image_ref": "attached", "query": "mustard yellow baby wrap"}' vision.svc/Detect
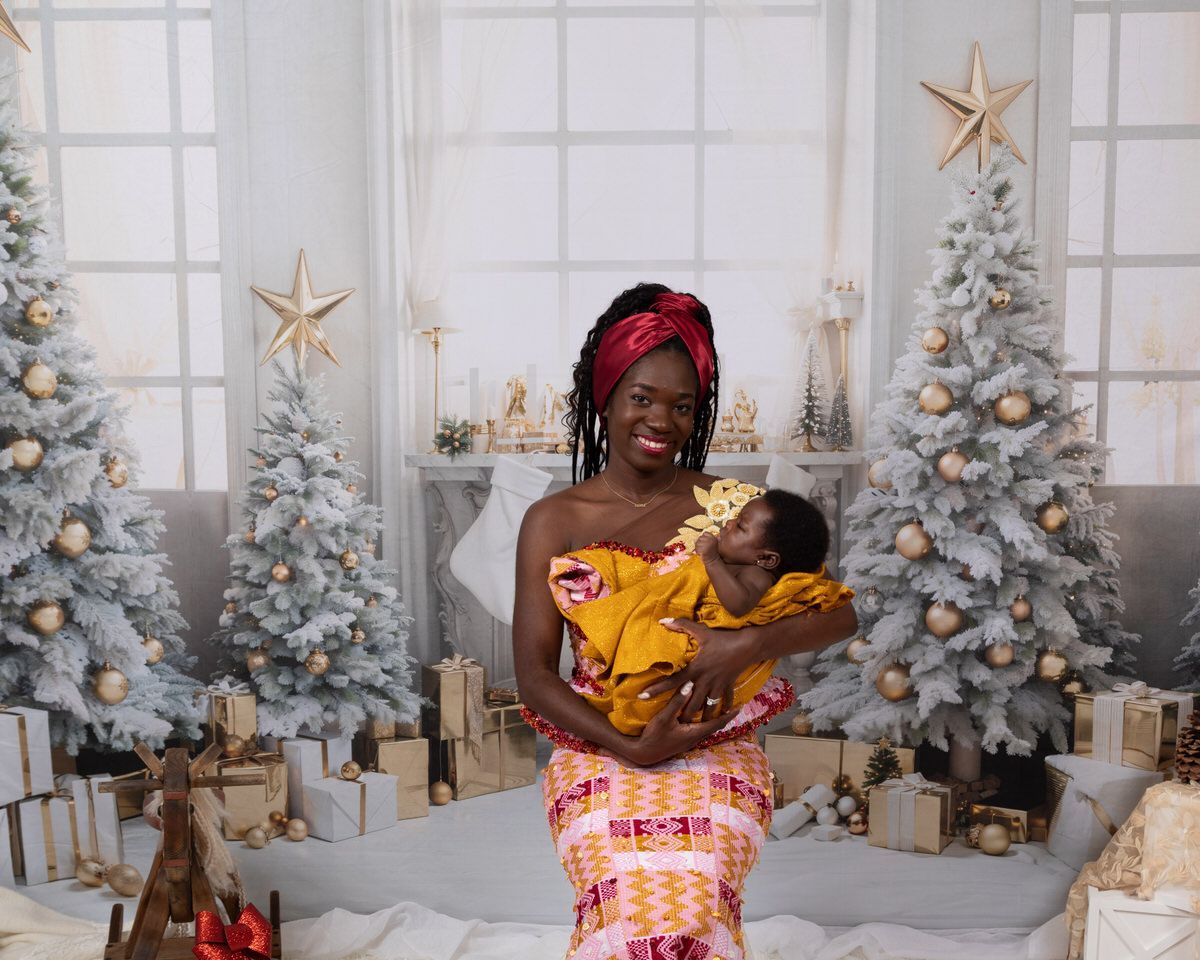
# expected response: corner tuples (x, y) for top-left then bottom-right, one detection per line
(548, 546), (854, 735)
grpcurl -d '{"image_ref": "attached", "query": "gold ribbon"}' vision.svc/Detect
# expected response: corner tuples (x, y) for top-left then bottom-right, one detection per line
(39, 794), (79, 882)
(81, 778), (101, 861)
(358, 780), (367, 836)
(321, 741), (329, 778)
(0, 706), (33, 798)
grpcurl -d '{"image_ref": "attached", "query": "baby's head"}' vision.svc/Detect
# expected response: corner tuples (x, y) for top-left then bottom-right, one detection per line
(718, 489), (830, 575)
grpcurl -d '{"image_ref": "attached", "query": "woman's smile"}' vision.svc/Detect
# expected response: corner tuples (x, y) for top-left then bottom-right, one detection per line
(634, 434), (673, 456)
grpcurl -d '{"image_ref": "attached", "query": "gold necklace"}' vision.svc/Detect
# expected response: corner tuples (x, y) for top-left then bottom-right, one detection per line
(601, 467), (678, 509)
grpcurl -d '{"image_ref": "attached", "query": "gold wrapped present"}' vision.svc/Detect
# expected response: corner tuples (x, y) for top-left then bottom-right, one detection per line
(485, 686), (520, 705)
(969, 803), (1029, 843)
(437, 703), (536, 801)
(422, 655), (486, 744)
(868, 774), (953, 855)
(215, 753), (288, 840)
(1027, 804), (1049, 843)
(763, 731), (915, 804)
(203, 681), (258, 753)
(364, 737), (429, 820)
(110, 768), (152, 821)
(363, 717), (397, 741)
(1074, 683), (1193, 772)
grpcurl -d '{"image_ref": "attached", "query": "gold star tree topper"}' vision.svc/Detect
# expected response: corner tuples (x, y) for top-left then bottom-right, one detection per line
(252, 250), (354, 369)
(921, 41), (1032, 171)
(0, 1), (30, 53)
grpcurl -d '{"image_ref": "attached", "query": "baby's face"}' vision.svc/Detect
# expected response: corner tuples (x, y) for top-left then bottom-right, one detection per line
(717, 498), (772, 565)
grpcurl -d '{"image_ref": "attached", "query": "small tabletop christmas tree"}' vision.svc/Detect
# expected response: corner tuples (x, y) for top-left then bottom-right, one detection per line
(790, 326), (827, 451)
(861, 737), (904, 792)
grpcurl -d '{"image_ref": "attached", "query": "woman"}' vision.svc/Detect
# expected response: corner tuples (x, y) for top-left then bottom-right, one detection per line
(514, 283), (856, 959)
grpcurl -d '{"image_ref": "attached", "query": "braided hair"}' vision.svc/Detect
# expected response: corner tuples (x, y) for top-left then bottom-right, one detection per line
(563, 282), (720, 484)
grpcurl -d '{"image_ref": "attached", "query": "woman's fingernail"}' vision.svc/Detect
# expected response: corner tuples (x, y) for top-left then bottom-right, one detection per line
(658, 617), (674, 625)
(681, 681), (694, 696)
(638, 692), (650, 700)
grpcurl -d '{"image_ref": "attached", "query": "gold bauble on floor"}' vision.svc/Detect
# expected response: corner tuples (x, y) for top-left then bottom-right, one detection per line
(244, 826), (269, 849)
(8, 435), (43, 471)
(1036, 501), (1069, 534)
(53, 516), (92, 559)
(875, 662), (913, 702)
(790, 711), (814, 736)
(1010, 596), (1032, 622)
(105, 457), (128, 488)
(918, 382), (953, 415)
(340, 760), (362, 781)
(27, 599), (65, 636)
(142, 634), (164, 665)
(24, 297), (53, 327)
(93, 662), (129, 705)
(984, 642), (1015, 668)
(937, 448), (969, 483)
(979, 823), (1012, 856)
(988, 288), (1012, 310)
(21, 360), (57, 399)
(305, 649), (330, 676)
(340, 549), (359, 571)
(846, 635), (870, 665)
(270, 561), (291, 583)
(106, 863), (144, 897)
(1036, 648), (1069, 682)
(925, 601), (965, 638)
(285, 817), (309, 841)
(429, 781), (453, 805)
(994, 390), (1031, 425)
(921, 327), (949, 354)
(846, 811), (869, 835)
(222, 734), (247, 759)
(867, 460), (891, 489)
(895, 521), (933, 560)
(76, 858), (105, 887)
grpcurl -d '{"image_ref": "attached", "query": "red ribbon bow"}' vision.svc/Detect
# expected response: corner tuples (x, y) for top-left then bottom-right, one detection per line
(192, 903), (272, 960)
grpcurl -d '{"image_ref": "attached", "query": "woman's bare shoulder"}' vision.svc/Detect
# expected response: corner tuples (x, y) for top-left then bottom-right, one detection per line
(520, 478), (601, 536)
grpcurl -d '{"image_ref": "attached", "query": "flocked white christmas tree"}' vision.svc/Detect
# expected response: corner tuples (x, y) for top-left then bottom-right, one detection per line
(802, 148), (1137, 756)
(212, 360), (420, 737)
(790, 327), (827, 450)
(1178, 574), (1200, 690)
(825, 374), (853, 451)
(0, 104), (201, 752)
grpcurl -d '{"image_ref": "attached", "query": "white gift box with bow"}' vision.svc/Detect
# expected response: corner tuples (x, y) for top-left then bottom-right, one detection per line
(0, 706), (53, 806)
(14, 793), (78, 885)
(281, 735), (353, 819)
(302, 771), (399, 842)
(67, 774), (123, 866)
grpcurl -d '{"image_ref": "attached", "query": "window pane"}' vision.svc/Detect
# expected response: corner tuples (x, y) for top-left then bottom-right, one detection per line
(568, 146), (693, 260)
(568, 19), (693, 131)
(705, 144), (820, 261)
(1063, 267), (1101, 371)
(1118, 13), (1200, 125)
(1114, 140), (1200, 255)
(119, 387), (185, 490)
(1110, 268), (1200, 372)
(450, 146), (557, 262)
(1107, 379), (1198, 484)
(179, 21), (216, 133)
(1071, 14), (1109, 126)
(187, 273), (223, 376)
(61, 147), (174, 261)
(1067, 140), (1105, 256)
(706, 14), (820, 132)
(183, 146), (220, 260)
(15, 22), (45, 131)
(568, 270), (694, 349)
(55, 22), (170, 133)
(74, 273), (179, 377)
(192, 387), (227, 491)
(442, 18), (556, 133)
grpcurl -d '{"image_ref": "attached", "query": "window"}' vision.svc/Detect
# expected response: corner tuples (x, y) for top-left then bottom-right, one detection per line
(1064, 2), (1200, 484)
(12, 0), (226, 491)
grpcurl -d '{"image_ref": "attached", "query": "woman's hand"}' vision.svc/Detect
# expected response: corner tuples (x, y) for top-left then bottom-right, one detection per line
(621, 682), (737, 768)
(643, 618), (759, 722)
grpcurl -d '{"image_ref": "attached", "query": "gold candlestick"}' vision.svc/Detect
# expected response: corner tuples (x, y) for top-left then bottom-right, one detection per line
(416, 326), (460, 451)
(485, 418), (497, 454)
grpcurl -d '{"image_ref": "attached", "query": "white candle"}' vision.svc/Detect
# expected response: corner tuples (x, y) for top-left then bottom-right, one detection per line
(469, 367), (480, 424)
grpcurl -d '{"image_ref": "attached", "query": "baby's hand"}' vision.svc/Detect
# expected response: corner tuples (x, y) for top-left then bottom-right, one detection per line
(695, 531), (720, 562)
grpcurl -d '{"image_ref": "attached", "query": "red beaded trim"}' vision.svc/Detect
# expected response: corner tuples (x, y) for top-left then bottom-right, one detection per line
(520, 705), (595, 754)
(578, 539), (687, 565)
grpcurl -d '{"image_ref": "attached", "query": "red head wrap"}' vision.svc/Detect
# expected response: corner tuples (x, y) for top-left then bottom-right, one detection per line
(592, 293), (715, 413)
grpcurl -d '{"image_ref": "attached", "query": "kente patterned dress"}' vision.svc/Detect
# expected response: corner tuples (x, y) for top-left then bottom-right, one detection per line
(523, 479), (816, 960)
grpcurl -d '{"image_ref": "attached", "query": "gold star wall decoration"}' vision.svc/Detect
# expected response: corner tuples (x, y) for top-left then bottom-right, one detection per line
(0, 2), (30, 53)
(252, 250), (354, 370)
(921, 41), (1032, 171)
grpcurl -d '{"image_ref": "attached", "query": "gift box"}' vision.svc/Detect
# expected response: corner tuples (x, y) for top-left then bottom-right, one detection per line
(280, 735), (353, 819)
(422, 655), (486, 742)
(0, 706), (53, 806)
(433, 703), (536, 801)
(301, 771), (398, 842)
(1027, 805), (1049, 843)
(1074, 684), (1194, 772)
(0, 806), (14, 889)
(13, 793), (78, 885)
(215, 753), (288, 840)
(204, 684), (258, 753)
(1083, 887), (1198, 960)
(360, 737), (428, 820)
(763, 731), (915, 803)
(867, 774), (953, 855)
(69, 774), (123, 865)
(109, 768), (152, 821)
(968, 803), (1029, 843)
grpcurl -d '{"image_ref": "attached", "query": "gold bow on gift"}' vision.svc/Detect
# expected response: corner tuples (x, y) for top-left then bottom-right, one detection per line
(433, 654), (478, 671)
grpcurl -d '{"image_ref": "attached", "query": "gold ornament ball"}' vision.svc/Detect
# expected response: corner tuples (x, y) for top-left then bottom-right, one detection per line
(994, 390), (1031, 425)
(24, 298), (52, 327)
(53, 516), (92, 559)
(846, 635), (870, 665)
(921, 327), (950, 354)
(895, 521), (933, 561)
(984, 642), (1015, 668)
(244, 826), (269, 849)
(8, 436), (43, 471)
(264, 485), (279, 502)
(340, 549), (359, 571)
(846, 811), (869, 835)
(366, 596), (378, 608)
(296, 515), (309, 528)
(222, 734), (247, 759)
(5, 207), (21, 225)
(790, 711), (814, 736)
(1036, 501), (1069, 534)
(301, 431), (310, 441)
(142, 634), (165, 666)
(1059, 671), (1089, 698)
(94, 662), (129, 706)
(429, 781), (453, 806)
(1036, 649), (1069, 683)
(22, 361), (57, 399)
(918, 382), (953, 415)
(269, 810), (287, 825)
(27, 599), (65, 635)
(346, 483), (358, 495)
(285, 818), (308, 841)
(867, 460), (891, 490)
(255, 455), (267, 468)
(876, 662), (913, 702)
(925, 601), (965, 638)
(271, 561), (292, 583)
(937, 448), (969, 483)
(244, 527), (256, 544)
(333, 451), (344, 463)
(246, 648), (269, 672)
(1010, 596), (1032, 622)
(76, 858), (105, 887)
(350, 627), (366, 645)
(340, 760), (362, 781)
(105, 458), (128, 488)
(988, 288), (1012, 310)
(106, 863), (144, 897)
(305, 649), (330, 676)
(979, 823), (1012, 856)
(224, 601), (238, 614)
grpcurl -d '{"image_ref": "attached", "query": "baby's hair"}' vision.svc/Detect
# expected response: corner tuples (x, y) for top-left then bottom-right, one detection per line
(758, 489), (830, 574)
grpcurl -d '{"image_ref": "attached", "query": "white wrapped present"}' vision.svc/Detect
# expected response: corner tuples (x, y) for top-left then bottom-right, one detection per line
(1083, 887), (1198, 960)
(68, 774), (123, 866)
(301, 771), (398, 842)
(0, 706), (53, 805)
(14, 793), (78, 885)
(0, 806), (14, 888)
(280, 735), (353, 819)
